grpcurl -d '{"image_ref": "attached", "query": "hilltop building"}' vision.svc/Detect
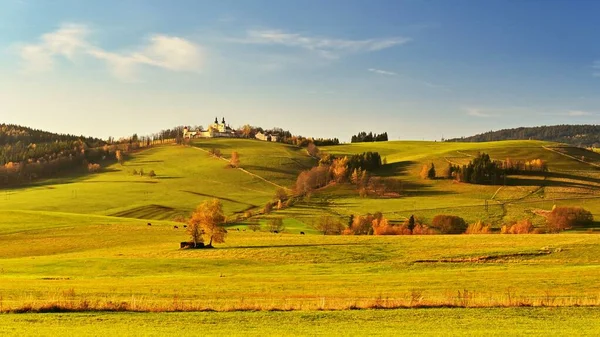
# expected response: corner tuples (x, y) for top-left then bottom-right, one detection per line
(255, 131), (279, 142)
(183, 117), (236, 139)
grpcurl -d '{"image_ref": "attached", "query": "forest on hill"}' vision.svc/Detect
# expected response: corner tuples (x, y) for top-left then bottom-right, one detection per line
(0, 124), (121, 185)
(447, 125), (600, 147)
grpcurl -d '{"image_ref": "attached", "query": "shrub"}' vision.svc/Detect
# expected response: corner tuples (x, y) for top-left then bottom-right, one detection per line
(501, 219), (534, 234)
(313, 216), (345, 235)
(148, 170), (156, 178)
(546, 206), (594, 233)
(268, 217), (285, 232)
(412, 224), (438, 235)
(431, 215), (467, 234)
(465, 220), (492, 234)
(87, 163), (101, 173)
(263, 202), (273, 214)
(248, 222), (261, 232)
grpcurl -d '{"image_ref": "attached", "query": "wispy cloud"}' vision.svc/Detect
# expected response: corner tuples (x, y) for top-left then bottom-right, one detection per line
(594, 61), (600, 77)
(17, 23), (204, 81)
(231, 29), (410, 59)
(465, 108), (493, 118)
(567, 110), (593, 116)
(368, 68), (397, 76)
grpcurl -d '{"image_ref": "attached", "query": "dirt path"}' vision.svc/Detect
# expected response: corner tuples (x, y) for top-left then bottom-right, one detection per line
(542, 146), (600, 168)
(189, 146), (292, 191)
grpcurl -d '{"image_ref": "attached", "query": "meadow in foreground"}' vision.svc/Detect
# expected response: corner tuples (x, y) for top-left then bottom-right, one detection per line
(1, 308), (599, 336)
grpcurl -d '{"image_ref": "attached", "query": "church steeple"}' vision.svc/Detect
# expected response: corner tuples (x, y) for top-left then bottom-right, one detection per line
(222, 117), (226, 124)
(214, 117), (218, 124)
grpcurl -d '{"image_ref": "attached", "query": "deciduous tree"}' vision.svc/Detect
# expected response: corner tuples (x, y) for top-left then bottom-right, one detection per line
(188, 199), (227, 247)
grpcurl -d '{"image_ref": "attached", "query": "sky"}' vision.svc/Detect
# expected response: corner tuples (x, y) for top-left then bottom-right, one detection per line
(1, 0), (599, 142)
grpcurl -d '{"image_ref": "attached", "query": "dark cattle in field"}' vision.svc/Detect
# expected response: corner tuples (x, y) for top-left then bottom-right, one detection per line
(180, 241), (204, 249)
(147, 223), (152, 226)
(174, 225), (179, 229)
(300, 231), (305, 235)
(237, 228), (240, 231)
(183, 225), (187, 228)
(273, 230), (279, 234)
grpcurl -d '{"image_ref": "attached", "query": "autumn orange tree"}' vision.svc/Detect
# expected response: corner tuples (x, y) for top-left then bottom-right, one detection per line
(187, 199), (227, 247)
(230, 151), (240, 168)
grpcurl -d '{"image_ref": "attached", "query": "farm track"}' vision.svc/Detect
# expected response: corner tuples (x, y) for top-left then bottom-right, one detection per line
(543, 146), (600, 168)
(188, 145), (291, 191)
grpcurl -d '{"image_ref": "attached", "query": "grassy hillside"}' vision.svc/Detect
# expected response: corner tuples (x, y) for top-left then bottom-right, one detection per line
(1, 139), (598, 230)
(1, 138), (600, 333)
(315, 140), (600, 227)
(0, 141), (313, 221)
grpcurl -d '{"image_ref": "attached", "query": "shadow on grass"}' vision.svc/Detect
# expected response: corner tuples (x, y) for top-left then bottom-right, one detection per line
(182, 190), (257, 207)
(377, 161), (416, 177)
(220, 242), (377, 250)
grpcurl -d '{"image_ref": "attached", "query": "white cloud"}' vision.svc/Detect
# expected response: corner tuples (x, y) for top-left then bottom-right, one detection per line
(17, 23), (204, 81)
(232, 29), (410, 59)
(368, 68), (397, 76)
(465, 108), (493, 118)
(567, 110), (593, 116)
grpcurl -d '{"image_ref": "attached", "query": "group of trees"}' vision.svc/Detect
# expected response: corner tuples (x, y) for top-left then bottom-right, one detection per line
(295, 151), (386, 197)
(446, 124), (600, 148)
(342, 213), (436, 235)
(351, 131), (388, 143)
(0, 124), (164, 185)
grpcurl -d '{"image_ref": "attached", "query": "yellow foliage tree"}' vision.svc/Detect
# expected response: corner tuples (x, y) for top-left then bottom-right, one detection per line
(188, 199), (227, 247)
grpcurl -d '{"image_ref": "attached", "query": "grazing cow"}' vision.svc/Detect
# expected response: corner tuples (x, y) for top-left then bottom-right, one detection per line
(147, 223), (152, 226)
(300, 231), (305, 235)
(236, 228), (240, 231)
(243, 229), (246, 232)
(174, 225), (179, 229)
(273, 230), (279, 234)
(183, 225), (187, 228)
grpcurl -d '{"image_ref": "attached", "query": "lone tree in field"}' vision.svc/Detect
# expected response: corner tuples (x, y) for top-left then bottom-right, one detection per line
(188, 199), (227, 247)
(116, 150), (124, 165)
(230, 151), (240, 168)
(268, 217), (285, 233)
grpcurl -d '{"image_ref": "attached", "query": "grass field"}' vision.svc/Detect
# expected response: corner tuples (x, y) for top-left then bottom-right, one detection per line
(2, 308), (600, 336)
(1, 139), (600, 334)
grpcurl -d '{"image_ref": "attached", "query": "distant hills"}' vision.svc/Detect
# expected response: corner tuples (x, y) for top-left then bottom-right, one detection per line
(447, 125), (600, 147)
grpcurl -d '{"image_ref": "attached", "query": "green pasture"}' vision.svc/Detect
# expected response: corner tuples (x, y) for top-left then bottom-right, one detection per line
(1, 210), (599, 310)
(1, 308), (599, 336)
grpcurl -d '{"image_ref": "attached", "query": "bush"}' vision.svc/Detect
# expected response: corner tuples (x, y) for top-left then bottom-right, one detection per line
(465, 220), (492, 234)
(431, 215), (467, 234)
(248, 222), (261, 232)
(87, 163), (101, 173)
(313, 216), (345, 235)
(148, 170), (156, 178)
(268, 217), (285, 232)
(263, 202), (273, 214)
(501, 219), (534, 234)
(546, 206), (594, 233)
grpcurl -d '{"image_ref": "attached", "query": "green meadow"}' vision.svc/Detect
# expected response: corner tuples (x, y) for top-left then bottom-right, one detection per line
(2, 308), (600, 336)
(1, 138), (600, 334)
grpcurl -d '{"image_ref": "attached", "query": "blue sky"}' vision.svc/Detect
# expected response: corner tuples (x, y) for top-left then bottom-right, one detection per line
(1, 0), (599, 141)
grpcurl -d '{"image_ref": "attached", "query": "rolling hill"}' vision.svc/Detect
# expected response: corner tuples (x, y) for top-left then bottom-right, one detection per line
(447, 124), (600, 147)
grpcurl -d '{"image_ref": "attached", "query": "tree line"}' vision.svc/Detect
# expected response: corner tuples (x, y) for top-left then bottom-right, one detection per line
(351, 131), (388, 143)
(446, 124), (600, 148)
